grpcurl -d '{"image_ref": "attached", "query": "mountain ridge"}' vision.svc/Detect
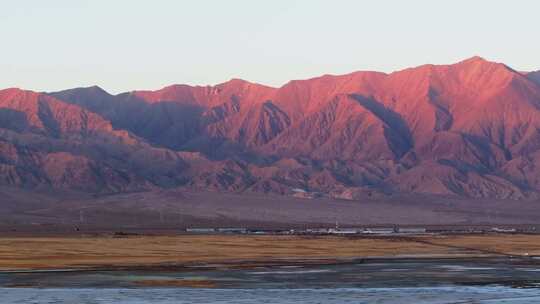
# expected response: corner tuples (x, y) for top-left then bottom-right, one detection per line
(2, 56), (540, 200)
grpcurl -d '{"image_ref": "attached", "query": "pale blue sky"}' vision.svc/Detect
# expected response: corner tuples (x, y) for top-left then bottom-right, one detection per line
(1, 0), (539, 93)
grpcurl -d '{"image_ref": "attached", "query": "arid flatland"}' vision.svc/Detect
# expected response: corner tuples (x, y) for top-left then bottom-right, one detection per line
(1, 234), (539, 271)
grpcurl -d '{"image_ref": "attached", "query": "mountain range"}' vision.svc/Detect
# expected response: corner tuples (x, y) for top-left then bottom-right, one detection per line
(2, 56), (540, 200)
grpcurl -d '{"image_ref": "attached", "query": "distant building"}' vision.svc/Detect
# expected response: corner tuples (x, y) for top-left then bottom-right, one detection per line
(217, 228), (247, 234)
(306, 228), (330, 234)
(250, 230), (267, 235)
(364, 228), (395, 234)
(328, 228), (361, 235)
(491, 227), (516, 233)
(397, 227), (427, 234)
(186, 228), (216, 233)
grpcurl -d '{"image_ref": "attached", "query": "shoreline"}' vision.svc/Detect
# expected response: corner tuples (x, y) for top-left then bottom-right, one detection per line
(3, 255), (540, 290)
(1, 254), (538, 274)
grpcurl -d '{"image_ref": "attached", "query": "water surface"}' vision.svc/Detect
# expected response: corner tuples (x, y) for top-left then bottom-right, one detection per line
(3, 258), (540, 303)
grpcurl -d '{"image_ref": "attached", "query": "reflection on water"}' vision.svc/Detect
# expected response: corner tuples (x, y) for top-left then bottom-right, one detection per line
(3, 287), (540, 304)
(2, 259), (540, 303)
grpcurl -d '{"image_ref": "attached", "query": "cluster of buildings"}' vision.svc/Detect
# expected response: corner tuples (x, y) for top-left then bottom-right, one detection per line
(184, 225), (529, 236)
(305, 227), (427, 235)
(185, 226), (427, 235)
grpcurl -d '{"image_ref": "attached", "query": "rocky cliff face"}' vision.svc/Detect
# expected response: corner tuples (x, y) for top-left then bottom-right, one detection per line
(3, 56), (540, 199)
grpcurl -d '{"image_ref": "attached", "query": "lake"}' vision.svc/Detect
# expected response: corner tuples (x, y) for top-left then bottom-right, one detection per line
(2, 258), (540, 303)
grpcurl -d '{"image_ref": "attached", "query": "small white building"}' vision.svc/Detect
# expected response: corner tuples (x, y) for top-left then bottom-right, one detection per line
(217, 228), (247, 234)
(328, 228), (360, 235)
(306, 228), (330, 234)
(397, 227), (427, 234)
(363, 228), (395, 234)
(491, 227), (516, 233)
(186, 228), (215, 233)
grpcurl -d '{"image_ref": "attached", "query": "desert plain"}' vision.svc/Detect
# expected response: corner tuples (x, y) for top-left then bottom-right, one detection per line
(0, 234), (539, 272)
